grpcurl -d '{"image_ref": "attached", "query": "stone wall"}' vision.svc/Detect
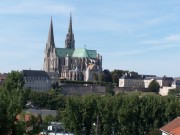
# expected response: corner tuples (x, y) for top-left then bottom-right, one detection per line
(61, 84), (106, 95)
(114, 87), (149, 93)
(60, 85), (151, 95)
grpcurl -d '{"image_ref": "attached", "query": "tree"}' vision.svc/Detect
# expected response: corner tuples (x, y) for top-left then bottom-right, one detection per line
(100, 69), (112, 82)
(0, 71), (24, 134)
(148, 80), (160, 93)
(3, 71), (24, 91)
(111, 70), (128, 86)
(0, 83), (22, 134)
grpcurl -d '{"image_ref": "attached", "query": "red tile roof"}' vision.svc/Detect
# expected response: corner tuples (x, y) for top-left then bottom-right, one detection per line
(16, 114), (31, 122)
(160, 117), (180, 135)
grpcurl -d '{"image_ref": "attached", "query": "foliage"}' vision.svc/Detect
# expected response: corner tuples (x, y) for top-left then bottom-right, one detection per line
(147, 128), (161, 135)
(100, 69), (112, 82)
(105, 84), (115, 95)
(148, 80), (160, 93)
(3, 71), (24, 91)
(57, 94), (180, 135)
(44, 115), (56, 125)
(111, 69), (129, 86)
(168, 88), (180, 96)
(0, 71), (24, 134)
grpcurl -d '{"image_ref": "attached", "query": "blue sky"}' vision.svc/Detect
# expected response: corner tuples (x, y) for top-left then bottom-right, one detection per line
(0, 0), (180, 77)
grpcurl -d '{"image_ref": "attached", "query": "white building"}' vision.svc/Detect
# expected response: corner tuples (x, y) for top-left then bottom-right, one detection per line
(171, 78), (180, 88)
(119, 73), (173, 93)
(119, 72), (156, 88)
(159, 78), (180, 96)
(119, 72), (144, 88)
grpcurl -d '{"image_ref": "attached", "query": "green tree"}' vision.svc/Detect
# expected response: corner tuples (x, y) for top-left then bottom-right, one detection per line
(168, 88), (180, 96)
(3, 71), (24, 91)
(148, 80), (160, 93)
(100, 69), (112, 82)
(111, 70), (128, 86)
(0, 71), (24, 134)
(61, 97), (83, 135)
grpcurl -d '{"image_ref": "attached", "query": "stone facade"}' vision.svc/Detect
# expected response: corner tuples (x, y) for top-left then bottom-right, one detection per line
(23, 70), (51, 91)
(119, 72), (173, 90)
(119, 72), (146, 88)
(159, 78), (180, 96)
(61, 84), (106, 95)
(43, 15), (102, 81)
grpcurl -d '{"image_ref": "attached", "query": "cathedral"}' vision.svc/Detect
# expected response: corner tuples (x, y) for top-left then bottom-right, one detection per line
(43, 15), (102, 81)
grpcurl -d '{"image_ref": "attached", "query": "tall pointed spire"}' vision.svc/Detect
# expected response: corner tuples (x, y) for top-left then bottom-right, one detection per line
(47, 16), (55, 47)
(65, 13), (75, 49)
(68, 13), (73, 33)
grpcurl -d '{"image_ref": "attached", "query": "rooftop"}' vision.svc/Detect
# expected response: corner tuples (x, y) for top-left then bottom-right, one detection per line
(56, 48), (97, 59)
(22, 70), (50, 79)
(160, 117), (180, 135)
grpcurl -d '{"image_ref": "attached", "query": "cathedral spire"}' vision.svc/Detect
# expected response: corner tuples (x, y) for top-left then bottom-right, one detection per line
(68, 13), (73, 33)
(65, 13), (75, 49)
(47, 16), (55, 47)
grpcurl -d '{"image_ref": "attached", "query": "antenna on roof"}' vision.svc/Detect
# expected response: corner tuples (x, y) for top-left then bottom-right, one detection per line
(84, 44), (86, 49)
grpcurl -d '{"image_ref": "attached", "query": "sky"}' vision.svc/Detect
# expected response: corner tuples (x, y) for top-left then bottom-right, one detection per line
(0, 0), (180, 77)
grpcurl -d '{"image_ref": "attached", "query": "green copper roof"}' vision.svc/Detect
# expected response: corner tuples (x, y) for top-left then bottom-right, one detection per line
(72, 48), (89, 58)
(87, 50), (97, 59)
(56, 48), (97, 58)
(56, 48), (74, 57)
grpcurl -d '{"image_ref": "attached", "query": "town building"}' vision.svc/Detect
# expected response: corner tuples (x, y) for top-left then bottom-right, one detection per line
(159, 77), (180, 96)
(22, 70), (51, 91)
(172, 78), (180, 88)
(160, 117), (180, 135)
(119, 72), (145, 88)
(43, 15), (102, 81)
(119, 72), (174, 93)
(144, 76), (173, 88)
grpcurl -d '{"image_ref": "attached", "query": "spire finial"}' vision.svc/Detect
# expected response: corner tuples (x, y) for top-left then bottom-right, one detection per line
(51, 16), (53, 23)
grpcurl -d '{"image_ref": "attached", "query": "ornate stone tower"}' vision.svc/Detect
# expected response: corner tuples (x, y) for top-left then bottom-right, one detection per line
(65, 14), (75, 49)
(43, 17), (57, 72)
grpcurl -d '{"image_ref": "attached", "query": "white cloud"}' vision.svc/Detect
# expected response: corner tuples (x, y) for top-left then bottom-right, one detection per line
(0, 0), (75, 15)
(141, 34), (180, 45)
(165, 34), (180, 42)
